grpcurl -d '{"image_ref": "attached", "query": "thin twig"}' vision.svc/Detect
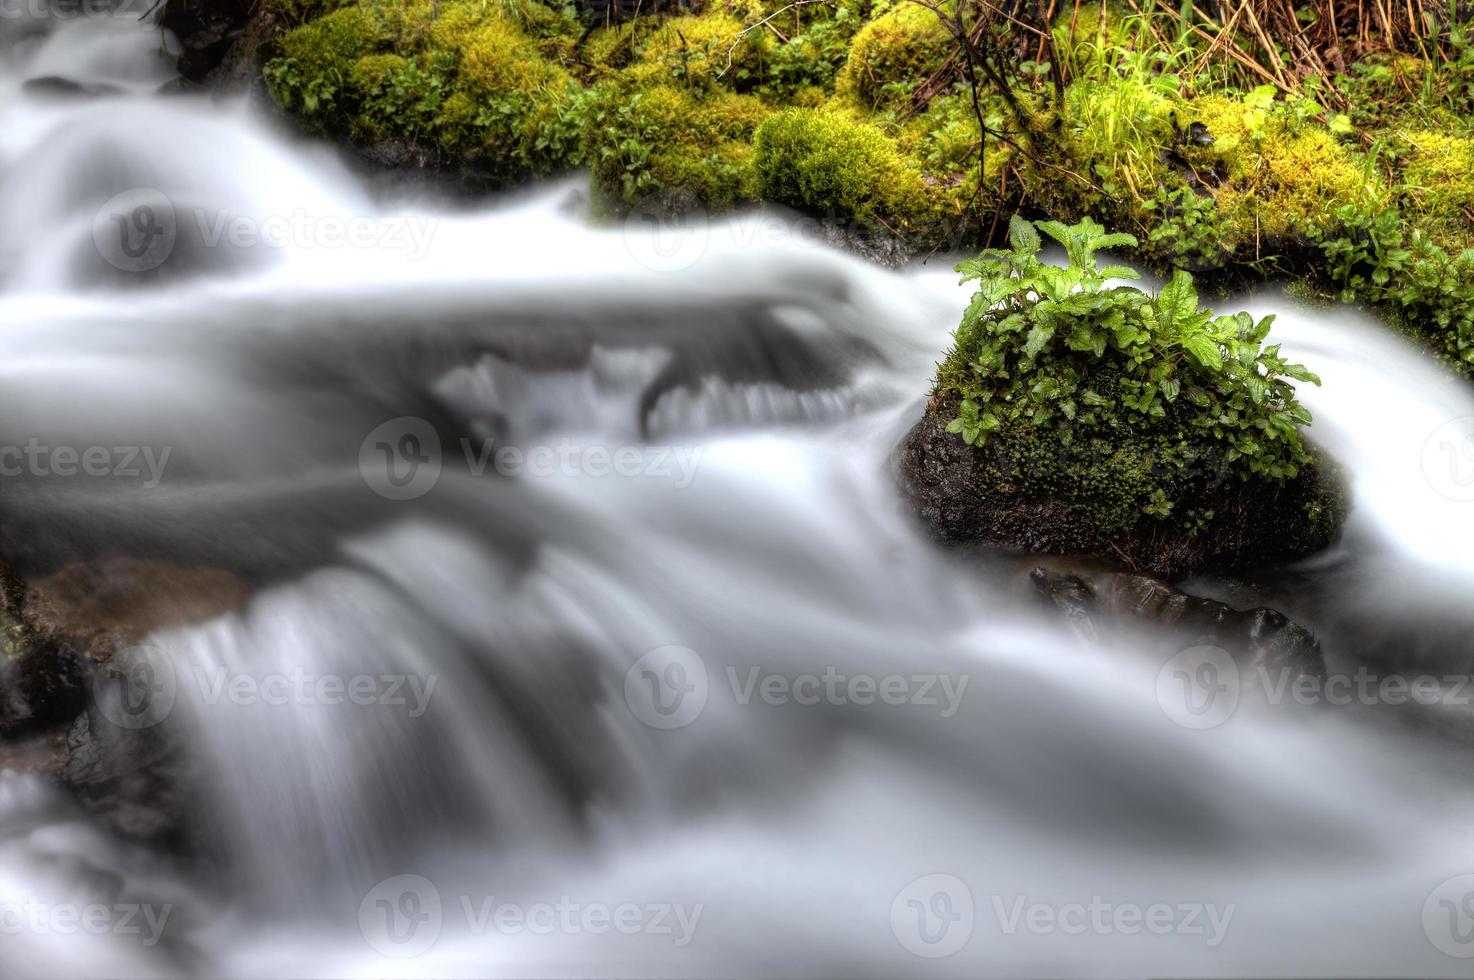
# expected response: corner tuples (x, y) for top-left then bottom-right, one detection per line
(715, 0), (833, 78)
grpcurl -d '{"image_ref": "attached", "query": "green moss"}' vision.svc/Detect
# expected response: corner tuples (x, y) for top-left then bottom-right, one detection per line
(262, 7), (385, 128)
(753, 107), (930, 231)
(834, 3), (952, 111)
(581, 24), (640, 76)
(348, 52), (408, 94)
(1392, 130), (1474, 250)
(450, 17), (571, 96)
(585, 78), (770, 207)
(1182, 94), (1376, 243)
(634, 13), (769, 91)
(910, 217), (1345, 575)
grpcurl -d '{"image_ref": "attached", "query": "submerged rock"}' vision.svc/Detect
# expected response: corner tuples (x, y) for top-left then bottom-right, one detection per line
(1021, 557), (1324, 681)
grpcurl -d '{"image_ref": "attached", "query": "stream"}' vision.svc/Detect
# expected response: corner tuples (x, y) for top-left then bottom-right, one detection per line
(2, 6), (1474, 978)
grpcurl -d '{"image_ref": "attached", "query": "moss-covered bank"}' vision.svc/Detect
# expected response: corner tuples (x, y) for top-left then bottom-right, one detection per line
(250, 0), (1474, 370)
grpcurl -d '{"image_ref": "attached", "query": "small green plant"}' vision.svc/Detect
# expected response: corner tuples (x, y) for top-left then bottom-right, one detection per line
(942, 215), (1321, 486)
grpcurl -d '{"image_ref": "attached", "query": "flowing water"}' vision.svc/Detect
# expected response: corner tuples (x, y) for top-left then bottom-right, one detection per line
(2, 7), (1474, 979)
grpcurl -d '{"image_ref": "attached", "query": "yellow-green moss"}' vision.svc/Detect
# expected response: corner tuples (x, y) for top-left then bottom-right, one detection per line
(450, 17), (572, 95)
(753, 107), (930, 229)
(1394, 130), (1474, 249)
(585, 78), (770, 207)
(348, 52), (408, 94)
(635, 13), (768, 90)
(274, 6), (383, 70)
(581, 24), (640, 76)
(1183, 94), (1376, 242)
(263, 7), (385, 123)
(834, 3), (951, 111)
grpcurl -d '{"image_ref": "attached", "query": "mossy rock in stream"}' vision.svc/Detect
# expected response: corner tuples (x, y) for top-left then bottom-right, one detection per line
(897, 217), (1348, 578)
(899, 392), (1346, 577)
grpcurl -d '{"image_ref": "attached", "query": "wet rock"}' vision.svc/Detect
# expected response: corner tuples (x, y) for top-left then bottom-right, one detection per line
(65, 706), (194, 848)
(20, 76), (123, 100)
(0, 612), (85, 740)
(897, 394), (1346, 578)
(0, 556), (247, 848)
(159, 0), (254, 82)
(1021, 556), (1325, 680)
(21, 557), (249, 664)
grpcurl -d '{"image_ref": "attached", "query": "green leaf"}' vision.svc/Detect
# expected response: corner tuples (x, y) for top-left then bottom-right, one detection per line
(1008, 215), (1041, 255)
(1024, 324), (1055, 359)
(1182, 334), (1223, 370)
(1245, 84), (1278, 110)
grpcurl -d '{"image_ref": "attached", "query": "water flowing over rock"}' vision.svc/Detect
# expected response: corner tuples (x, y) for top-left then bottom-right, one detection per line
(2, 6), (1474, 977)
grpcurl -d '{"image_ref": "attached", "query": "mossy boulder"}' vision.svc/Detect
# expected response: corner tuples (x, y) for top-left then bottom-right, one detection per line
(834, 3), (952, 111)
(901, 392), (1345, 576)
(898, 217), (1347, 578)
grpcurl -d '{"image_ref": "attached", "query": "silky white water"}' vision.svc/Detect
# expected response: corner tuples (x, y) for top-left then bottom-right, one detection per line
(1, 7), (1473, 979)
